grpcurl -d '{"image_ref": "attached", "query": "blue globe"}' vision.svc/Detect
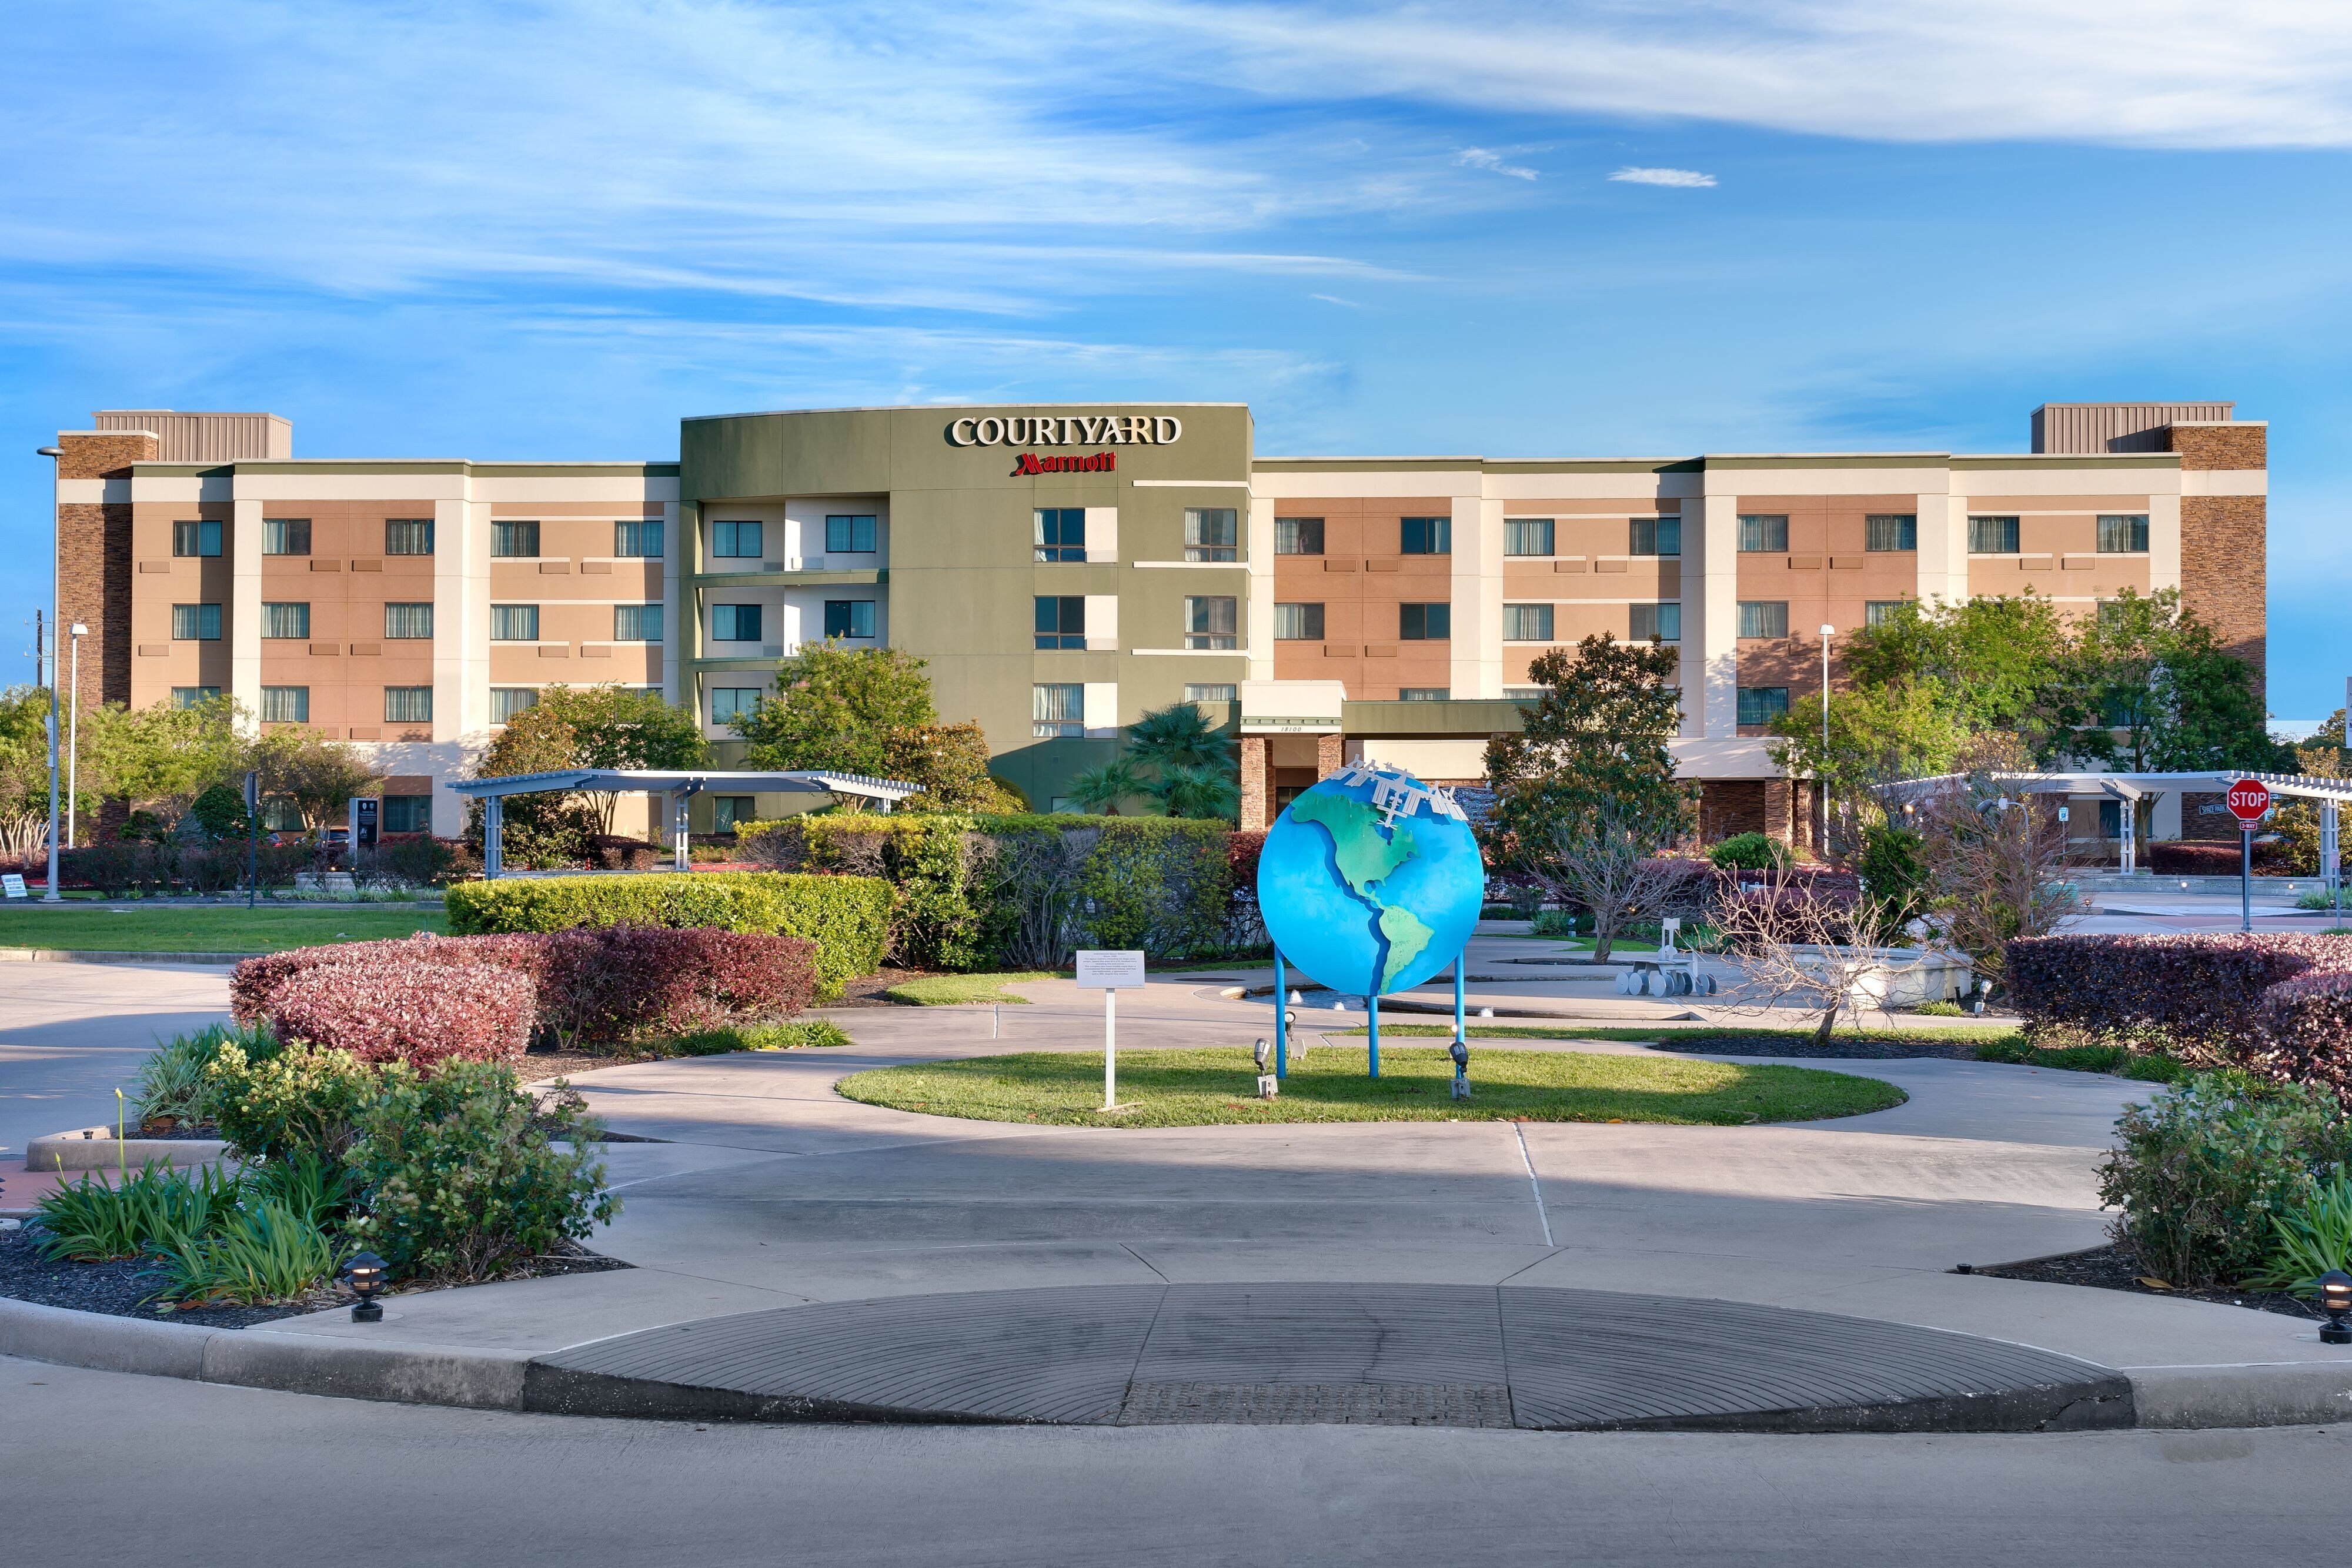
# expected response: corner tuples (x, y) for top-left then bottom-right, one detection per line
(1258, 762), (1486, 999)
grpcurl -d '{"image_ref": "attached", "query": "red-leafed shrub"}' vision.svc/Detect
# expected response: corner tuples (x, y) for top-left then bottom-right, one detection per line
(537, 925), (816, 1049)
(2149, 841), (2247, 876)
(231, 934), (548, 1025)
(2003, 933), (2352, 1049)
(2247, 970), (2352, 1102)
(259, 959), (537, 1066)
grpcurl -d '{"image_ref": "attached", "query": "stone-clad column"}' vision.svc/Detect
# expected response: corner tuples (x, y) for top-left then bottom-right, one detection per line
(1316, 733), (1342, 778)
(1240, 735), (1270, 831)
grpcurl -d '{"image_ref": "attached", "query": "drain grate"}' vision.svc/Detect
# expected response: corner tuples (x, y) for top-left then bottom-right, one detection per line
(1119, 1382), (1514, 1427)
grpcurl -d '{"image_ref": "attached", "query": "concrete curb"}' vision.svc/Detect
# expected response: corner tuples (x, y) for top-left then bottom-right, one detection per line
(0, 948), (248, 966)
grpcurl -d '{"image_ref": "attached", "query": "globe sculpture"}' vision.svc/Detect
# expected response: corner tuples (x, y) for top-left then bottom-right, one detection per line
(1258, 763), (1486, 1076)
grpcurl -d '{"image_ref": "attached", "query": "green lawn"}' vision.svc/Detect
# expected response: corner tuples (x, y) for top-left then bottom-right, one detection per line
(879, 972), (1053, 1005)
(834, 1045), (1905, 1128)
(0, 905), (444, 953)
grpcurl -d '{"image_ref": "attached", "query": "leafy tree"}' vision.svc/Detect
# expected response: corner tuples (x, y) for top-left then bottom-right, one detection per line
(881, 719), (1022, 812)
(248, 726), (380, 831)
(466, 706), (601, 867)
(81, 695), (248, 824)
(189, 781), (253, 841)
(1841, 593), (2074, 749)
(529, 686), (707, 836)
(2064, 589), (2284, 774)
(1769, 680), (1972, 859)
(1484, 634), (1692, 959)
(0, 686), (55, 854)
(734, 645), (940, 778)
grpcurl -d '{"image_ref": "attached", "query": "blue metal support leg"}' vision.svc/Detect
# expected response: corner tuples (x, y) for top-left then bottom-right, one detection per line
(1454, 958), (1466, 1042)
(1274, 950), (1288, 1078)
(1368, 992), (1381, 1079)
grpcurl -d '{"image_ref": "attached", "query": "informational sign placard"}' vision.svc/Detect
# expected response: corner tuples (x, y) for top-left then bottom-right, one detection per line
(2, 873), (26, 900)
(1074, 950), (1147, 989)
(2226, 778), (2272, 823)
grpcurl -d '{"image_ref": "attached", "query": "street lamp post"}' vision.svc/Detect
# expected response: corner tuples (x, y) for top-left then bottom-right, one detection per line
(35, 447), (64, 902)
(1818, 624), (1835, 851)
(67, 622), (85, 850)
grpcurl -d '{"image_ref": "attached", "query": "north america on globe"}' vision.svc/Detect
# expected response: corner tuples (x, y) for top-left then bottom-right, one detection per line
(1286, 789), (1436, 992)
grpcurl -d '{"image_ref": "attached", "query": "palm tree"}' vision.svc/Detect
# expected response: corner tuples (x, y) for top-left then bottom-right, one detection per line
(1151, 764), (1240, 823)
(1124, 701), (1234, 774)
(1065, 757), (1148, 815)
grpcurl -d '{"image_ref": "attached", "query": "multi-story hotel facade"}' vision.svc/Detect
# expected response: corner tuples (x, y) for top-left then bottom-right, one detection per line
(47, 399), (2266, 841)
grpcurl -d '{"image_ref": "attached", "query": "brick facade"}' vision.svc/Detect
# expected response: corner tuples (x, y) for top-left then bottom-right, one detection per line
(2169, 423), (2266, 472)
(54, 432), (152, 711)
(2179, 494), (2266, 683)
(56, 431), (156, 481)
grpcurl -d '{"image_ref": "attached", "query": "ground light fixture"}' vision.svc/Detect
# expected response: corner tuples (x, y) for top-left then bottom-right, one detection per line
(342, 1251), (390, 1322)
(1449, 1038), (1470, 1100)
(2319, 1271), (2352, 1345)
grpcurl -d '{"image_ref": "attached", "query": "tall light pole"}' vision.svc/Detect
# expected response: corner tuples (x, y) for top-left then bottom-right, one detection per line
(36, 447), (63, 901)
(1818, 623), (1835, 853)
(67, 622), (85, 849)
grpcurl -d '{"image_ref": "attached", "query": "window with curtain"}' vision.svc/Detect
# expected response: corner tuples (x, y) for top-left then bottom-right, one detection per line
(1185, 508), (1238, 562)
(170, 687), (221, 708)
(1865, 514), (1917, 551)
(1865, 600), (1904, 628)
(384, 603), (434, 639)
(710, 604), (761, 642)
(1034, 508), (1086, 562)
(1401, 516), (1451, 554)
(262, 519), (310, 556)
(1273, 603), (1325, 640)
(1184, 596), (1237, 648)
(1502, 603), (1553, 641)
(1399, 602), (1451, 640)
(1185, 684), (1237, 703)
(1629, 603), (1681, 641)
(710, 520), (763, 559)
(710, 687), (762, 725)
(711, 796), (757, 832)
(385, 518), (434, 555)
(614, 520), (663, 557)
(826, 514), (878, 553)
(1968, 516), (2020, 554)
(1400, 688), (1450, 701)
(1275, 517), (1324, 555)
(1737, 687), (1790, 726)
(1736, 600), (1788, 639)
(260, 687), (308, 723)
(489, 520), (537, 558)
(260, 602), (310, 639)
(824, 600), (875, 638)
(1631, 516), (1682, 556)
(172, 603), (222, 640)
(1504, 519), (1555, 557)
(1737, 514), (1788, 553)
(383, 795), (433, 833)
(490, 687), (540, 723)
(172, 520), (222, 557)
(1035, 596), (1086, 649)
(2097, 514), (2150, 553)
(383, 686), (433, 723)
(489, 604), (538, 641)
(1033, 683), (1084, 737)
(615, 604), (662, 641)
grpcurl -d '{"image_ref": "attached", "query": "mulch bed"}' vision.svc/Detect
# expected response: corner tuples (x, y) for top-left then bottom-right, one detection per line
(0, 1222), (629, 1329)
(830, 967), (941, 1008)
(1967, 1242), (2326, 1322)
(1648, 1035), (1983, 1061)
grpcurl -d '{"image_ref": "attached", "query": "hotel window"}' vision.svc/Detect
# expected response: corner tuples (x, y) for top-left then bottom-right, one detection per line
(1502, 603), (1553, 641)
(1035, 596), (1086, 650)
(260, 602), (310, 639)
(170, 686), (222, 708)
(262, 518), (310, 556)
(1504, 519), (1554, 557)
(383, 686), (433, 723)
(1185, 684), (1238, 704)
(1034, 508), (1086, 563)
(1400, 688), (1450, 702)
(615, 604), (662, 642)
(1737, 514), (1788, 553)
(1185, 507), (1238, 563)
(1399, 602), (1451, 640)
(1033, 682), (1084, 738)
(1275, 517), (1324, 556)
(710, 687), (763, 726)
(826, 514), (878, 554)
(1629, 603), (1681, 642)
(614, 519), (664, 558)
(1737, 687), (1790, 726)
(1184, 595), (1238, 649)
(1864, 600), (1905, 629)
(1401, 516), (1451, 555)
(1737, 600), (1788, 639)
(383, 796), (432, 834)
(1865, 514), (1917, 551)
(260, 686), (309, 724)
(2097, 514), (2150, 553)
(262, 796), (303, 831)
(710, 520), (763, 559)
(490, 520), (539, 559)
(488, 604), (539, 642)
(385, 518), (435, 556)
(172, 520), (222, 558)
(710, 604), (761, 643)
(1505, 686), (1546, 701)
(824, 600), (874, 639)
(1968, 515), (2020, 554)
(490, 687), (540, 724)
(1273, 603), (1325, 640)
(711, 796), (757, 833)
(172, 603), (222, 641)
(1630, 516), (1681, 556)
(385, 603), (434, 639)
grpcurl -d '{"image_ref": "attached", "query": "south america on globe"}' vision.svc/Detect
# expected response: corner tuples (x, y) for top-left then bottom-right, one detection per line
(1257, 763), (1486, 999)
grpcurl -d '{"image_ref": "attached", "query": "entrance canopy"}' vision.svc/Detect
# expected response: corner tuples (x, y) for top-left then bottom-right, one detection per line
(445, 768), (920, 878)
(1878, 770), (2352, 877)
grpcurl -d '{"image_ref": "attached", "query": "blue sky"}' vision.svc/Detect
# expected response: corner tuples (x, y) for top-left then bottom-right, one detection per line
(5, 1), (2349, 716)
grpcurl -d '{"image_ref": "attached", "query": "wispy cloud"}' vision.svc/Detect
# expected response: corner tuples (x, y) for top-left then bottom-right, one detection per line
(1609, 166), (1718, 188)
(1457, 148), (1539, 180)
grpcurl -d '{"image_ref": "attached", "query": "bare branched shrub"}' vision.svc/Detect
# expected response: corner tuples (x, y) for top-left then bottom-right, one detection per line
(988, 825), (1102, 970)
(1717, 874), (1938, 1044)
(1916, 775), (2076, 994)
(1520, 806), (1699, 961)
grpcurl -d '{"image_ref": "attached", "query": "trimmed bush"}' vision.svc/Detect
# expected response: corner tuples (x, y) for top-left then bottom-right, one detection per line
(263, 960), (536, 1067)
(540, 925), (817, 1049)
(443, 871), (892, 998)
(2005, 933), (2352, 1051)
(2149, 841), (2249, 876)
(231, 933), (547, 1025)
(206, 1039), (380, 1161)
(2249, 970), (2352, 1103)
(1709, 831), (1790, 871)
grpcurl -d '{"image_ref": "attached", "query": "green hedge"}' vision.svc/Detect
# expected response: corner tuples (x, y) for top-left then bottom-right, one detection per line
(443, 872), (893, 999)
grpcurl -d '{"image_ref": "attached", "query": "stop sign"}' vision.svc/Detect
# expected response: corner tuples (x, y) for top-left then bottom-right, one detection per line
(2226, 778), (2272, 823)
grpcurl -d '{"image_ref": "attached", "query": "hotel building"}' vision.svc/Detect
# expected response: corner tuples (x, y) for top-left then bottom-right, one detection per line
(48, 400), (2266, 841)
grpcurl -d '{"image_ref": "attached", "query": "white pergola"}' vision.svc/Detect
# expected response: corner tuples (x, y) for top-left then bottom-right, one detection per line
(445, 768), (920, 878)
(1879, 770), (2352, 879)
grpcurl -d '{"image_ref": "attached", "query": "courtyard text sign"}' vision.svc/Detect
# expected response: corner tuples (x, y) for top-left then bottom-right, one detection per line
(948, 414), (1182, 447)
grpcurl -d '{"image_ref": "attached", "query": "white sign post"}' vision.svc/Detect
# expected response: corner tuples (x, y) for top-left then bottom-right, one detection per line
(1075, 950), (1147, 1109)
